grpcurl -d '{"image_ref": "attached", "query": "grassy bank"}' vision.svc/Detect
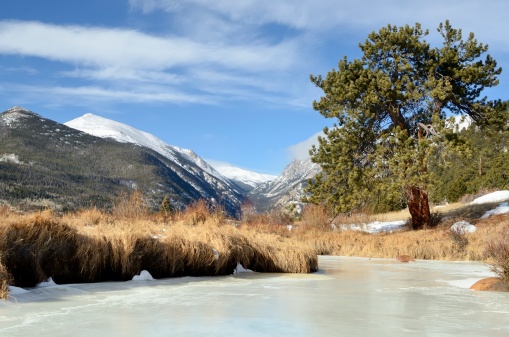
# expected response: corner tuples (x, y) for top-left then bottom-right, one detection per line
(0, 205), (318, 299)
(292, 202), (509, 262)
(294, 214), (508, 261)
(2, 199), (508, 300)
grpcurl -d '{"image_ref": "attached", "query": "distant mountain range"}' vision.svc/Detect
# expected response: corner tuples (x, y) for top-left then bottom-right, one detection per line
(0, 107), (321, 216)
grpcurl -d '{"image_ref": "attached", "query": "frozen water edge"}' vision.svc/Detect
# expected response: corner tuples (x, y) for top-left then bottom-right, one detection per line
(1, 256), (508, 336)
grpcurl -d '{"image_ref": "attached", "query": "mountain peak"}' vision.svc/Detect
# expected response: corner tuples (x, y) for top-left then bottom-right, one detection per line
(4, 106), (40, 117)
(1, 106), (42, 127)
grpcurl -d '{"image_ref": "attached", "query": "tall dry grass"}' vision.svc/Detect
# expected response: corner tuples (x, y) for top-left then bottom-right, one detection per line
(293, 213), (509, 261)
(0, 255), (10, 300)
(2, 193), (508, 298)
(0, 203), (317, 292)
(485, 223), (509, 282)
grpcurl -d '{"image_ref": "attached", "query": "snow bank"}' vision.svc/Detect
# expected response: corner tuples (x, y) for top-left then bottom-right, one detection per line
(481, 202), (509, 219)
(342, 220), (406, 234)
(36, 277), (58, 288)
(132, 270), (154, 281)
(470, 190), (509, 205)
(8, 286), (29, 295)
(233, 263), (253, 274)
(450, 221), (477, 234)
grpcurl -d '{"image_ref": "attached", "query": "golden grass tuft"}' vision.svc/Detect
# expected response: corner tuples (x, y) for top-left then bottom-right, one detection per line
(2, 196), (507, 297)
(0, 204), (317, 290)
(292, 213), (509, 261)
(0, 255), (11, 300)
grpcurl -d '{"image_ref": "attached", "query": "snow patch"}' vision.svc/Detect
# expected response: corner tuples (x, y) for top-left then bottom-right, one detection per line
(8, 286), (29, 295)
(0, 153), (21, 164)
(36, 277), (58, 288)
(450, 221), (477, 234)
(481, 202), (509, 219)
(470, 190), (509, 205)
(212, 248), (220, 260)
(132, 270), (154, 281)
(342, 220), (406, 234)
(233, 263), (253, 274)
(209, 161), (276, 188)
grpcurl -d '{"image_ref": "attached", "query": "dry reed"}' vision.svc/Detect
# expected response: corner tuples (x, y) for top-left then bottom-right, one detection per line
(0, 255), (10, 300)
(0, 205), (317, 291)
(2, 196), (508, 298)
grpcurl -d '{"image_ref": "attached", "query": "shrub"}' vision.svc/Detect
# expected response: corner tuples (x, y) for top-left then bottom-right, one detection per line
(111, 190), (149, 220)
(485, 225), (509, 282)
(300, 204), (331, 231)
(0, 256), (11, 300)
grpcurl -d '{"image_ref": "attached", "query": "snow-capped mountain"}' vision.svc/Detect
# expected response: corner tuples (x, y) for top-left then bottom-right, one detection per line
(0, 107), (245, 215)
(208, 161), (276, 192)
(0, 107), (323, 216)
(65, 113), (243, 210)
(248, 158), (321, 213)
(66, 114), (227, 184)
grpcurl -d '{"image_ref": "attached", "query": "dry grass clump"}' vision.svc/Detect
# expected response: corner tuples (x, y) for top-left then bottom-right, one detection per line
(0, 255), (11, 300)
(242, 208), (294, 227)
(0, 203), (317, 290)
(173, 199), (224, 226)
(485, 223), (509, 282)
(111, 190), (150, 220)
(293, 213), (509, 261)
(299, 204), (332, 231)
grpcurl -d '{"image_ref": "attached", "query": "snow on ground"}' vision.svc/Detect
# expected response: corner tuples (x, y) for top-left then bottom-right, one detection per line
(481, 202), (509, 219)
(209, 162), (276, 188)
(36, 277), (58, 288)
(7, 286), (29, 295)
(341, 190), (509, 234)
(233, 263), (253, 274)
(342, 220), (406, 234)
(450, 221), (477, 234)
(132, 270), (154, 281)
(470, 190), (509, 205)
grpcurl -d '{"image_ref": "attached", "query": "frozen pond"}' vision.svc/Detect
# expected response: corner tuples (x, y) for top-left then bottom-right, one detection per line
(1, 256), (509, 336)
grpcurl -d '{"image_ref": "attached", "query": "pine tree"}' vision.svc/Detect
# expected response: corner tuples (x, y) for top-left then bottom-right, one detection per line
(307, 21), (506, 229)
(160, 195), (173, 215)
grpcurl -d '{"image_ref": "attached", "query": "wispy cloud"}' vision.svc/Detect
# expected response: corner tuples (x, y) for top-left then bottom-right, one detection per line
(0, 65), (38, 75)
(286, 131), (323, 161)
(1, 1), (507, 111)
(1, 83), (214, 107)
(0, 20), (300, 71)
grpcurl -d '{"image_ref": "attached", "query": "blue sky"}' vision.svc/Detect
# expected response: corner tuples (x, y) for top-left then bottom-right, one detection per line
(0, 1), (508, 175)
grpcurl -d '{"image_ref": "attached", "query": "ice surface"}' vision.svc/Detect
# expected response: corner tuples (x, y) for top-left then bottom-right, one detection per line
(2, 257), (508, 337)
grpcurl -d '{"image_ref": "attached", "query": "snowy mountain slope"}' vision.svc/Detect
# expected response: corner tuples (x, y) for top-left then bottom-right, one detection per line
(0, 107), (211, 211)
(65, 113), (244, 209)
(208, 161), (276, 192)
(66, 114), (226, 183)
(248, 158), (321, 213)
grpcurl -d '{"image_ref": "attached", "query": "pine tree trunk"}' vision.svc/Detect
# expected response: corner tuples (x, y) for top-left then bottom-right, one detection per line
(405, 186), (431, 230)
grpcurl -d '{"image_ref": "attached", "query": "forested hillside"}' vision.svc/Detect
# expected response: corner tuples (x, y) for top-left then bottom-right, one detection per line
(431, 103), (509, 203)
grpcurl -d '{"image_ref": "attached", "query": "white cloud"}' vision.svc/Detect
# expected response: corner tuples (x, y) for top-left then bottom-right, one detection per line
(129, 0), (509, 53)
(286, 131), (324, 160)
(0, 20), (301, 72)
(1, 83), (214, 106)
(59, 68), (184, 84)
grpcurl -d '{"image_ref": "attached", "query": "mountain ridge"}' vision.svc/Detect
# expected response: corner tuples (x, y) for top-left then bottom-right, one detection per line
(0, 107), (244, 215)
(0, 107), (321, 215)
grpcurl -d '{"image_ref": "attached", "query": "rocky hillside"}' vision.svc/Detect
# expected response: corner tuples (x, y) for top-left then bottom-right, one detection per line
(247, 158), (321, 213)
